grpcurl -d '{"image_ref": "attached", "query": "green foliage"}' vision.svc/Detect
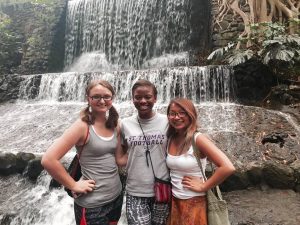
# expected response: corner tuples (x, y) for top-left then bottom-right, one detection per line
(260, 35), (300, 65)
(227, 49), (254, 66)
(0, 13), (19, 73)
(208, 21), (300, 80)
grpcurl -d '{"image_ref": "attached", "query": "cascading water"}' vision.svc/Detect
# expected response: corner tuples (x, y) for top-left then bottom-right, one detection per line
(2, 67), (298, 224)
(1, 0), (299, 225)
(64, 0), (201, 71)
(0, 66), (238, 225)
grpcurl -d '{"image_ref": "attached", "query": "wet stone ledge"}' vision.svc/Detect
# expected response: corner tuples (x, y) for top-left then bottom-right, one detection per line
(0, 151), (43, 180)
(0, 151), (300, 192)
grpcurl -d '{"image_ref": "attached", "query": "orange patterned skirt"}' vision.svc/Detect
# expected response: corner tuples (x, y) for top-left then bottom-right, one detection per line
(167, 195), (207, 225)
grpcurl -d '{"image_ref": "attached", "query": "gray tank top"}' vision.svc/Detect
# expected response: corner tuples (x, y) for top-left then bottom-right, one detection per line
(74, 125), (122, 208)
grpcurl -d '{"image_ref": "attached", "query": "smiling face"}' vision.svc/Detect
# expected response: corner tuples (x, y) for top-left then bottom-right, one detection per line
(88, 84), (113, 114)
(167, 103), (191, 133)
(132, 85), (157, 119)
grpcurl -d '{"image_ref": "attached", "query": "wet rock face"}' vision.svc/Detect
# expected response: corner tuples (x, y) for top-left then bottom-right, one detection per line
(0, 152), (17, 176)
(207, 104), (300, 192)
(0, 74), (24, 103)
(0, 0), (67, 75)
(0, 152), (43, 179)
(233, 60), (276, 105)
(0, 74), (41, 103)
(16, 152), (36, 173)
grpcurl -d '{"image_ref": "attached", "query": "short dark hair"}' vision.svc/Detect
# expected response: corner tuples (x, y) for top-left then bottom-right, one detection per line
(131, 79), (158, 97)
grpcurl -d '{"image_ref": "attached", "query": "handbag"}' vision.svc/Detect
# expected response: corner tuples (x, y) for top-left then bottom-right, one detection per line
(137, 118), (171, 204)
(64, 127), (89, 197)
(192, 133), (231, 225)
(153, 176), (172, 203)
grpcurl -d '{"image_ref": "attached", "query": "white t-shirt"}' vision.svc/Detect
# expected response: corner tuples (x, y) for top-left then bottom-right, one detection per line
(121, 113), (170, 197)
(166, 134), (207, 199)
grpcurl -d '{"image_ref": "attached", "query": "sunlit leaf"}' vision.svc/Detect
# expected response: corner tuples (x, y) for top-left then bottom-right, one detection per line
(227, 50), (254, 66)
(207, 48), (224, 60)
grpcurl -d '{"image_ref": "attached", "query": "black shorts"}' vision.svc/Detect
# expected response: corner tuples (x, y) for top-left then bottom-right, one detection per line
(74, 194), (123, 225)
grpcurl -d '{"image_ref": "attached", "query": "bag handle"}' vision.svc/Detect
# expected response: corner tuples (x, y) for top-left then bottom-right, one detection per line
(192, 132), (223, 200)
(77, 126), (90, 159)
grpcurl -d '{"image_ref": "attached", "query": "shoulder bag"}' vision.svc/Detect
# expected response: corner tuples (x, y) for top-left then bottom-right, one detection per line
(65, 127), (89, 197)
(192, 133), (231, 225)
(137, 118), (171, 204)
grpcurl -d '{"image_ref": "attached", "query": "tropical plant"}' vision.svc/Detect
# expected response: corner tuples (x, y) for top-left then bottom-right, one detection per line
(208, 21), (300, 80)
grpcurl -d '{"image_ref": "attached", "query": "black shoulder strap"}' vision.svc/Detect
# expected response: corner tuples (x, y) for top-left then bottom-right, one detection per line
(137, 117), (156, 178)
(77, 126), (89, 159)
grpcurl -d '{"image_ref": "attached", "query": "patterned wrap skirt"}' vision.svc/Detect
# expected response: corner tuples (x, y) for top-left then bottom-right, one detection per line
(168, 195), (207, 225)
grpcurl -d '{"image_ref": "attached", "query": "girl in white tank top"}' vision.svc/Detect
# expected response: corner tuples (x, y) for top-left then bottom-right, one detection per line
(166, 98), (235, 225)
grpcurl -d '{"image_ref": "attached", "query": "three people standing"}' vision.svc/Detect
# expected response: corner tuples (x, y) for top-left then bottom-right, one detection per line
(42, 79), (235, 225)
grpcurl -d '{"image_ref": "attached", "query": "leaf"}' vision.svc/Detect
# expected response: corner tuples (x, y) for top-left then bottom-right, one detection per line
(207, 48), (224, 60)
(263, 49), (294, 65)
(227, 50), (254, 66)
(286, 35), (300, 45)
(263, 40), (282, 48)
(207, 43), (234, 61)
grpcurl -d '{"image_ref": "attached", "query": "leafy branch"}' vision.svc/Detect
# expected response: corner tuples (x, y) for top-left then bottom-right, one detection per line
(208, 21), (300, 80)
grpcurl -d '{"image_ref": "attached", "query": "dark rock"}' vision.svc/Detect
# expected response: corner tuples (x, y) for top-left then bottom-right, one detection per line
(24, 157), (43, 180)
(261, 132), (288, 147)
(0, 213), (16, 225)
(290, 160), (300, 189)
(262, 161), (295, 189)
(233, 60), (276, 104)
(49, 178), (62, 189)
(222, 169), (251, 191)
(0, 74), (24, 103)
(0, 152), (17, 176)
(246, 162), (263, 185)
(268, 85), (300, 105)
(16, 152), (35, 173)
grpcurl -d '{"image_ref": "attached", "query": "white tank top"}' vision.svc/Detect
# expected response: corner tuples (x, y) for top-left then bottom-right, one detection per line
(166, 134), (207, 199)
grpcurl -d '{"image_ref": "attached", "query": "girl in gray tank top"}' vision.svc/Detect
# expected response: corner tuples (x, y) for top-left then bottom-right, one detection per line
(42, 80), (123, 225)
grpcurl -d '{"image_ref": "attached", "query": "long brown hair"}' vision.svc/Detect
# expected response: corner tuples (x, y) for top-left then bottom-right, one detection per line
(166, 98), (198, 152)
(80, 80), (119, 128)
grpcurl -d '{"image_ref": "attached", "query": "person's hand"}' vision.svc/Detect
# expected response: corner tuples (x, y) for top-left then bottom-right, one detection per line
(71, 179), (96, 198)
(181, 176), (206, 192)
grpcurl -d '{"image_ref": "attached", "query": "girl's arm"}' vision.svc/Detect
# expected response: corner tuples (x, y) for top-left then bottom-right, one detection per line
(41, 119), (95, 194)
(115, 122), (128, 167)
(182, 134), (235, 192)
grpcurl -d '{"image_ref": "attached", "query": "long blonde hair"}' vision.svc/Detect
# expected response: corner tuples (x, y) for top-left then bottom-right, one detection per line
(80, 80), (119, 128)
(166, 98), (198, 152)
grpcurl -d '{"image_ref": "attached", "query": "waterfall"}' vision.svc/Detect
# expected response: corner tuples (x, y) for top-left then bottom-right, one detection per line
(0, 1), (230, 224)
(1, 1), (299, 224)
(4, 1), (298, 225)
(0, 65), (240, 224)
(64, 0), (193, 70)
(19, 66), (234, 103)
